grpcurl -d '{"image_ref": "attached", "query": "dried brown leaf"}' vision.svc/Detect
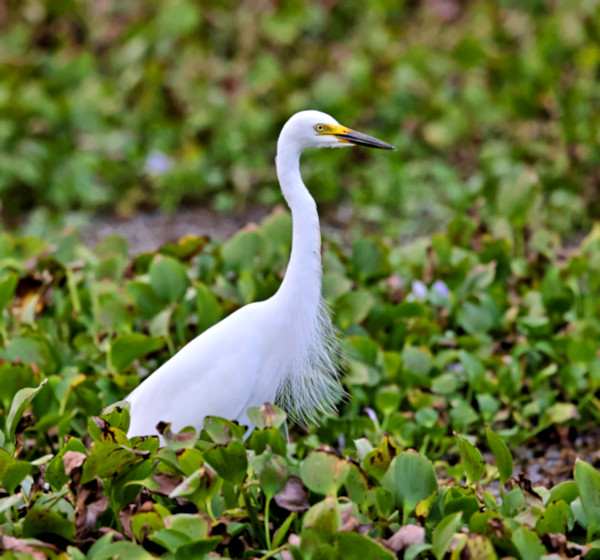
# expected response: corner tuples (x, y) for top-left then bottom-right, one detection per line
(1, 536), (57, 560)
(384, 525), (425, 553)
(274, 477), (309, 512)
(63, 451), (87, 476)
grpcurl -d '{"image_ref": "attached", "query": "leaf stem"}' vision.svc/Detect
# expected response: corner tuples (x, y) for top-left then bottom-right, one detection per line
(264, 495), (272, 550)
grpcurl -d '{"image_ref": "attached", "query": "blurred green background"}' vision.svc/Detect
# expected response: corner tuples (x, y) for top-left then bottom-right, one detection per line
(2, 0), (600, 238)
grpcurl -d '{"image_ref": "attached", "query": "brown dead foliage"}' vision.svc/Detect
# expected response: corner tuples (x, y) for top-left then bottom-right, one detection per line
(274, 476), (309, 512)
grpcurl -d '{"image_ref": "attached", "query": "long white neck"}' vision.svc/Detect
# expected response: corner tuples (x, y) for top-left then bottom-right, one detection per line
(274, 142), (322, 320)
(268, 120), (342, 425)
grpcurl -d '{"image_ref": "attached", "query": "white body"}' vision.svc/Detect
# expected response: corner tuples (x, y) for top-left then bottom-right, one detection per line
(126, 110), (393, 438)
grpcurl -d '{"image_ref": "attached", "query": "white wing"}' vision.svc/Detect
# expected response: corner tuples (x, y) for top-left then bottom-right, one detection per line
(126, 303), (270, 437)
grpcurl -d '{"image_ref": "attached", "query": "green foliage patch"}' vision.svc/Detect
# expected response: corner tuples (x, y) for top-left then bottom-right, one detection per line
(1, 208), (600, 556)
(2, 0), (600, 238)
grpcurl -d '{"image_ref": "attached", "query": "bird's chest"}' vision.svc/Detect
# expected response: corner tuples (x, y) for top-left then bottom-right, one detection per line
(248, 324), (307, 404)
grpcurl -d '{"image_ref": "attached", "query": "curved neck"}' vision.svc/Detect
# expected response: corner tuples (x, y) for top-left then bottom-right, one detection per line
(275, 144), (322, 315)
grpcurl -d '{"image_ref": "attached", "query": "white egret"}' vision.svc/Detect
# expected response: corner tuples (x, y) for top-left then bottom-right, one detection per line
(126, 110), (395, 438)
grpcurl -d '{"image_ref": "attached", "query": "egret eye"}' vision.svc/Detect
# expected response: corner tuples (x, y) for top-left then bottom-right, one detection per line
(315, 124), (324, 133)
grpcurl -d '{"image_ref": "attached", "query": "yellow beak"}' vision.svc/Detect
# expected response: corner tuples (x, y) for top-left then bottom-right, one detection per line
(320, 124), (396, 150)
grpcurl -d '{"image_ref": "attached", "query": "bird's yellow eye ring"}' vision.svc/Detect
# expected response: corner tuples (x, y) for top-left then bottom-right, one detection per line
(315, 124), (324, 133)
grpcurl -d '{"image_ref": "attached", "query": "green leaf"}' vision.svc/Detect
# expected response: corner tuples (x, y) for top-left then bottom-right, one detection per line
(88, 539), (155, 560)
(574, 459), (600, 537)
(456, 534), (498, 559)
(432, 512), (462, 560)
(252, 450), (288, 499)
(166, 514), (209, 539)
(149, 529), (191, 553)
(486, 429), (513, 487)
(300, 451), (349, 496)
(127, 281), (167, 319)
(389, 450), (438, 519)
(204, 440), (248, 485)
(402, 347), (431, 376)
(3, 336), (56, 373)
(302, 495), (341, 535)
(23, 507), (76, 542)
(344, 463), (370, 504)
(335, 290), (375, 330)
(455, 433), (484, 485)
(6, 379), (47, 442)
(131, 511), (165, 542)
(457, 302), (495, 334)
(108, 333), (165, 371)
(352, 238), (385, 281)
(175, 537), (222, 560)
(535, 500), (570, 534)
(547, 480), (578, 505)
(2, 460), (34, 493)
(81, 440), (147, 484)
(202, 416), (247, 444)
(541, 266), (574, 314)
(0, 272), (18, 313)
(511, 526), (546, 560)
(336, 531), (395, 560)
(150, 255), (190, 303)
(195, 282), (223, 333)
(246, 403), (287, 429)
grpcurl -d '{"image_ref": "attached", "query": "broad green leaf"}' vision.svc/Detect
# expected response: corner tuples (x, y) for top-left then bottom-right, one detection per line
(88, 539), (154, 560)
(389, 450), (438, 519)
(336, 531), (395, 560)
(127, 281), (166, 319)
(456, 534), (498, 559)
(23, 507), (76, 542)
(302, 495), (341, 535)
(166, 514), (209, 539)
(574, 459), (600, 537)
(0, 272), (17, 312)
(432, 512), (462, 560)
(547, 480), (578, 505)
(246, 403), (287, 429)
(2, 460), (34, 493)
(3, 337), (56, 373)
(300, 451), (349, 496)
(108, 333), (165, 371)
(150, 529), (191, 553)
(457, 302), (495, 334)
(131, 511), (164, 542)
(335, 290), (375, 329)
(6, 379), (47, 442)
(204, 440), (248, 485)
(344, 463), (370, 504)
(486, 429), (513, 487)
(455, 433), (484, 485)
(352, 237), (385, 281)
(511, 526), (546, 560)
(195, 282), (223, 333)
(202, 416), (247, 444)
(535, 500), (570, 534)
(149, 255), (190, 303)
(81, 440), (147, 484)
(402, 347), (432, 376)
(252, 450), (288, 499)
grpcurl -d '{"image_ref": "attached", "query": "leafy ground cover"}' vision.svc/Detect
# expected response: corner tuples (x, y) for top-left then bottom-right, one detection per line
(1, 207), (600, 558)
(3, 0), (600, 239)
(3, 0), (600, 557)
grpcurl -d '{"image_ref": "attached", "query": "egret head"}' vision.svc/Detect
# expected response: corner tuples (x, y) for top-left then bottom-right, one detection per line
(279, 110), (396, 153)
